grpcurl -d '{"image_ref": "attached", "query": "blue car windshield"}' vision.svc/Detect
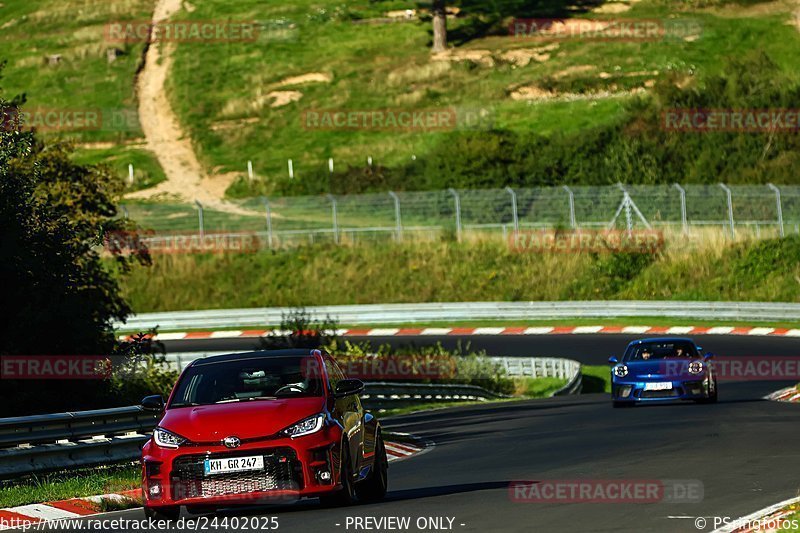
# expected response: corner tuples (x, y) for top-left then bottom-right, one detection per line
(624, 341), (699, 362)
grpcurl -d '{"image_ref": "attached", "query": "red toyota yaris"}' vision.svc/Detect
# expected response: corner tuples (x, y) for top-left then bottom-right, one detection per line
(140, 349), (388, 519)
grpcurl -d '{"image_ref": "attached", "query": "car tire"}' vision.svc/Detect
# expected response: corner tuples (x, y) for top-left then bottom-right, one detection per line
(355, 434), (388, 503)
(319, 444), (356, 507)
(144, 506), (180, 521)
(612, 401), (630, 408)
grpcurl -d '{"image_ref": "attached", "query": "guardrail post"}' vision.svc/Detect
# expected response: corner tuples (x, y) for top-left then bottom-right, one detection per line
(261, 196), (273, 249)
(767, 183), (784, 237)
(119, 205), (129, 219)
(448, 188), (462, 242)
(505, 186), (519, 235)
(326, 194), (339, 244)
(673, 183), (688, 235)
(194, 200), (204, 238)
(719, 184), (735, 239)
(388, 191), (402, 242)
(562, 185), (576, 229)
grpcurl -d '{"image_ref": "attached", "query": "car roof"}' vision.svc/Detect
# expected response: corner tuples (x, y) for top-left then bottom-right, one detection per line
(190, 349), (323, 367)
(626, 337), (695, 347)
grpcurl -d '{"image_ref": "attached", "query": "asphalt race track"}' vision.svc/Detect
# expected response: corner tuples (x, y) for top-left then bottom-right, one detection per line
(34, 334), (800, 532)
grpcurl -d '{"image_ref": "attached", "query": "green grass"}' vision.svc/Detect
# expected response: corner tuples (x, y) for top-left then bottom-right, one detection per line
(72, 146), (167, 192)
(581, 365), (612, 394)
(118, 237), (800, 313)
(0, 465), (139, 508)
(164, 0), (800, 193)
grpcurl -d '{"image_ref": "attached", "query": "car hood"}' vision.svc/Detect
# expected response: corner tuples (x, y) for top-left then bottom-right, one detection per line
(160, 396), (326, 442)
(623, 359), (704, 379)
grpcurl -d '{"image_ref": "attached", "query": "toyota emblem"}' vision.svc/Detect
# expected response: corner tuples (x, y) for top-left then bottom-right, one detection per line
(222, 436), (241, 449)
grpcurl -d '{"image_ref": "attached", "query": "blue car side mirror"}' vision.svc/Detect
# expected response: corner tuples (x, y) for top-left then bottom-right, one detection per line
(608, 356), (618, 365)
(704, 352), (715, 361)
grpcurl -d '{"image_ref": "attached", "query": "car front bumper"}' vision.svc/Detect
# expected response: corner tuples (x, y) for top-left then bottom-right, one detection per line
(141, 426), (343, 508)
(612, 378), (712, 403)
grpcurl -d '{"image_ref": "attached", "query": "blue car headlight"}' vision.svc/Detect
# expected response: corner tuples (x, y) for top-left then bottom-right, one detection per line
(688, 361), (704, 374)
(613, 364), (628, 378)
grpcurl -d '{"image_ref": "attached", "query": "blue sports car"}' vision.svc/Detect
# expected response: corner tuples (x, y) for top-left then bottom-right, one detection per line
(609, 338), (717, 407)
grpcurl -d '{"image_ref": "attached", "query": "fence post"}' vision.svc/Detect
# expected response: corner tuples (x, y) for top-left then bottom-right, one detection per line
(562, 185), (576, 229)
(505, 186), (519, 234)
(448, 188), (462, 242)
(194, 200), (204, 238)
(767, 183), (784, 237)
(719, 183), (735, 239)
(673, 183), (688, 234)
(326, 194), (339, 244)
(261, 197), (273, 249)
(388, 191), (402, 242)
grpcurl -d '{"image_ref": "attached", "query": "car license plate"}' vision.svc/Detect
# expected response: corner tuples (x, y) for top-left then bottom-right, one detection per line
(644, 382), (673, 391)
(204, 455), (264, 476)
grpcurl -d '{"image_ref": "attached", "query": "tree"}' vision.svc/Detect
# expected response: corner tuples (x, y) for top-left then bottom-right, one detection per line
(0, 64), (151, 415)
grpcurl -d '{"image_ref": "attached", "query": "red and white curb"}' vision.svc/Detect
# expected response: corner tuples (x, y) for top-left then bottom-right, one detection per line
(385, 439), (424, 462)
(711, 495), (800, 532)
(0, 440), (426, 529)
(122, 325), (800, 342)
(0, 490), (141, 530)
(765, 386), (800, 402)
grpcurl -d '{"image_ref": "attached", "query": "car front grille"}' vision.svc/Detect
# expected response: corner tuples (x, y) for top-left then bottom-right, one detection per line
(170, 448), (303, 500)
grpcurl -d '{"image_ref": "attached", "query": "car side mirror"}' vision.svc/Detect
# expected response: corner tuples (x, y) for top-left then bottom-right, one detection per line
(703, 352), (714, 361)
(608, 356), (619, 365)
(334, 379), (365, 398)
(141, 395), (164, 411)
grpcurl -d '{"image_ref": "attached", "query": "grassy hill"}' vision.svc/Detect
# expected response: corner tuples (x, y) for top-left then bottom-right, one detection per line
(2, 0), (800, 199)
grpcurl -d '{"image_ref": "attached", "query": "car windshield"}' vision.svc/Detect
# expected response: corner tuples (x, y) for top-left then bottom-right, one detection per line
(170, 355), (323, 408)
(623, 341), (699, 362)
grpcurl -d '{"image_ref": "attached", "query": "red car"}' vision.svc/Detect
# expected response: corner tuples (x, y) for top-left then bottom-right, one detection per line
(140, 349), (388, 520)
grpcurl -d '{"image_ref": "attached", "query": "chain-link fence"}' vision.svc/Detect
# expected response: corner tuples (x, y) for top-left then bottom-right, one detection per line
(119, 183), (800, 248)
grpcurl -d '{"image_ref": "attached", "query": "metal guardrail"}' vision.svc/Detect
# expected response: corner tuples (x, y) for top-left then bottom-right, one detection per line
(0, 356), (583, 477)
(117, 301), (800, 331)
(0, 407), (159, 478)
(361, 382), (509, 410)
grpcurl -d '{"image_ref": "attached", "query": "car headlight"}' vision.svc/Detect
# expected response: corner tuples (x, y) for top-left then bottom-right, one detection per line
(153, 427), (187, 449)
(688, 361), (704, 374)
(281, 414), (325, 438)
(613, 364), (628, 378)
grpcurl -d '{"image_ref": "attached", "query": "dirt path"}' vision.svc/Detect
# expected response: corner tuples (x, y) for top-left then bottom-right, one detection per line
(126, 0), (238, 209)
